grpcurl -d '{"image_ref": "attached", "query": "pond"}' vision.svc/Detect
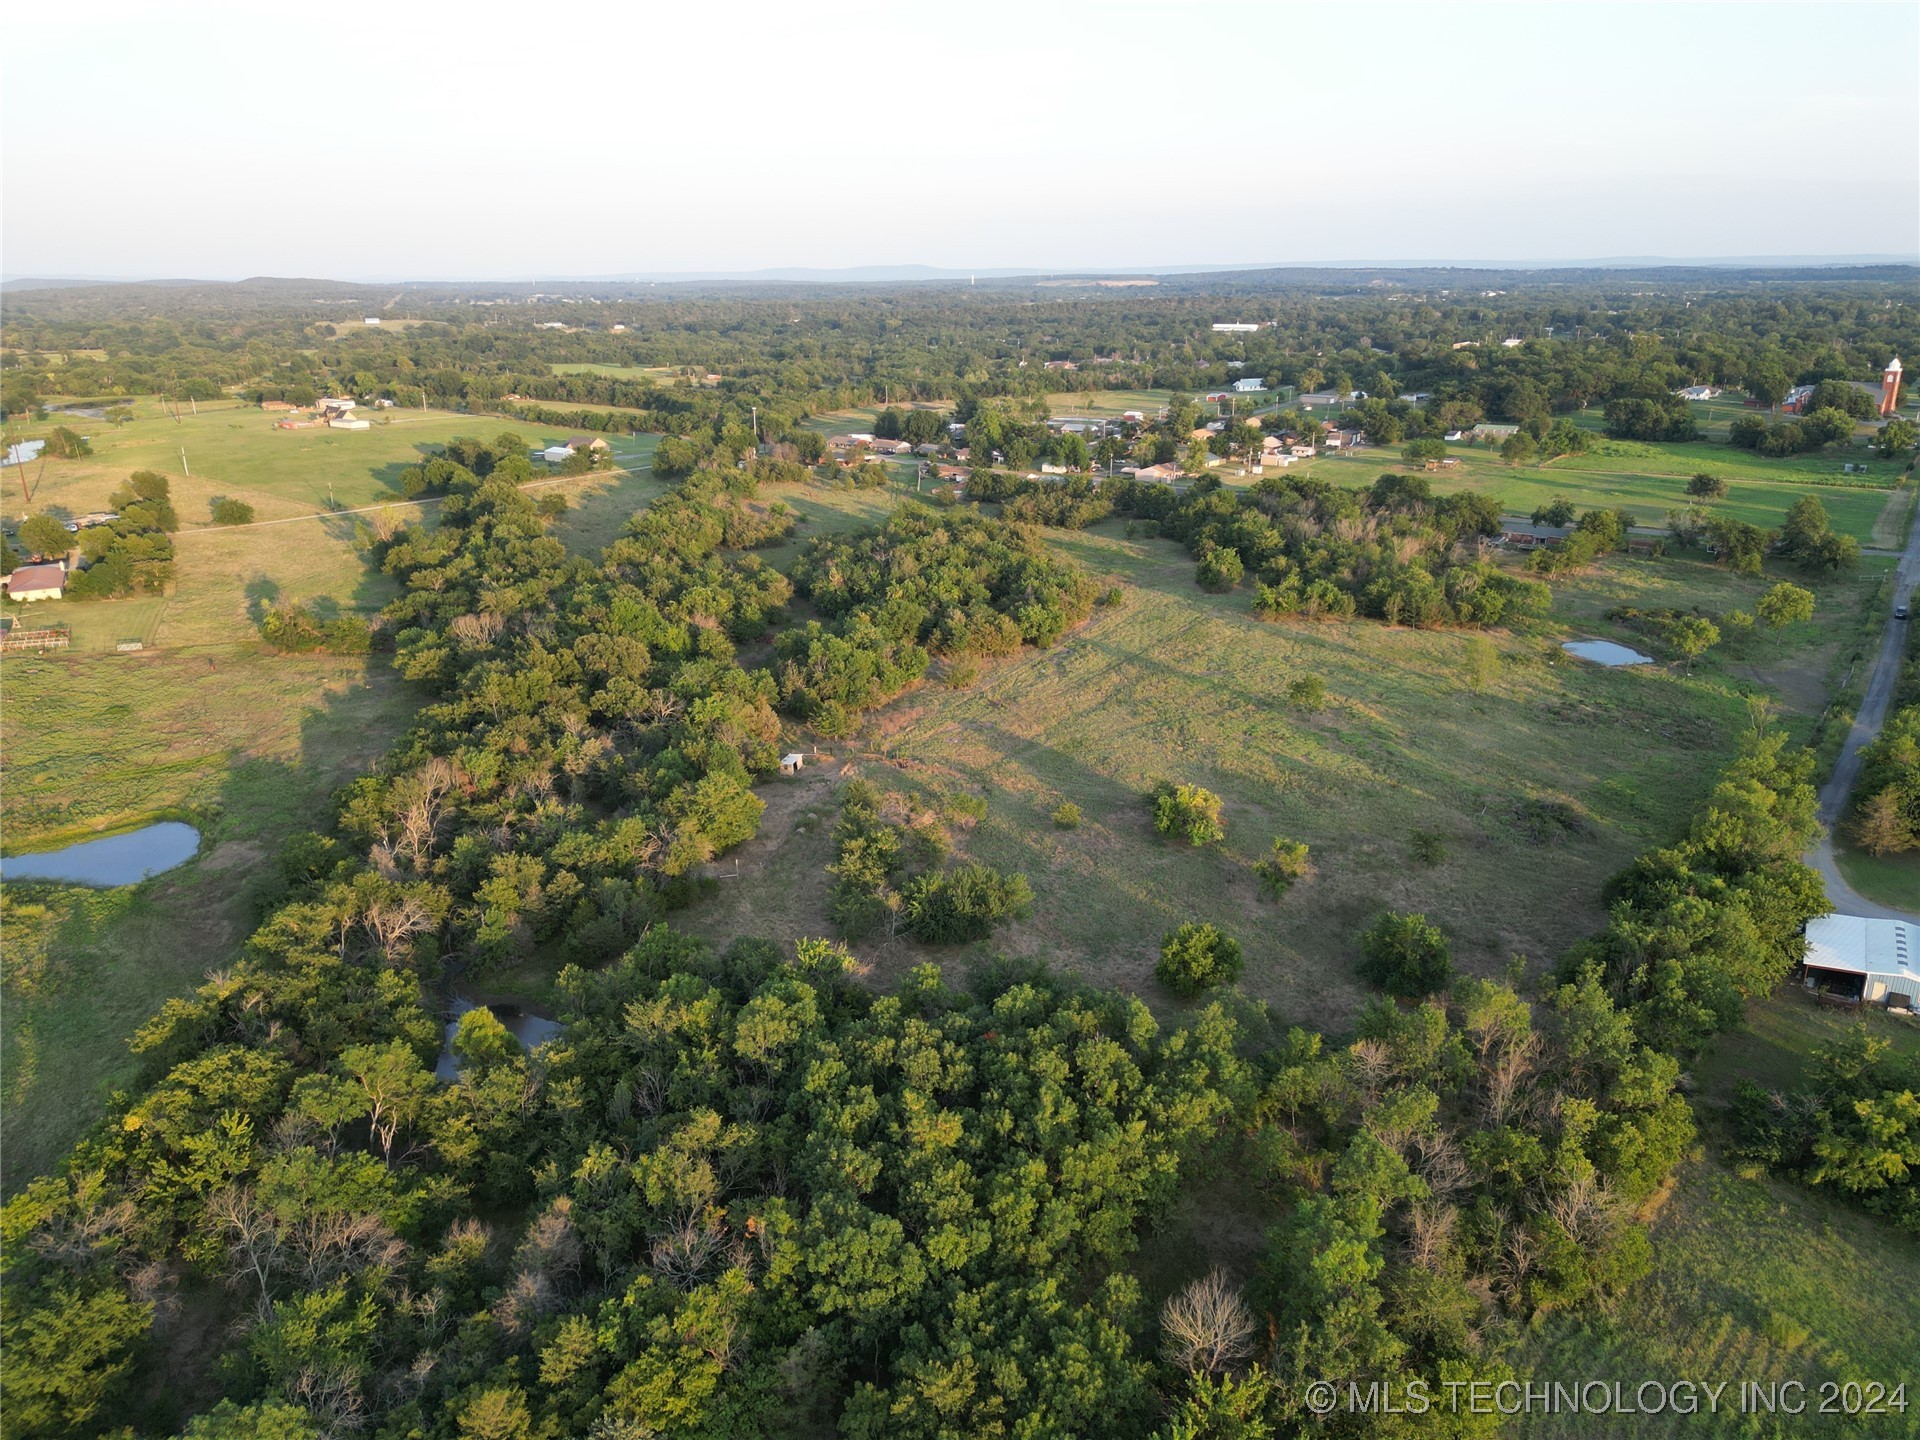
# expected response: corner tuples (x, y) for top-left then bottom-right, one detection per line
(1562, 639), (1653, 667)
(0, 821), (202, 886)
(435, 994), (564, 1081)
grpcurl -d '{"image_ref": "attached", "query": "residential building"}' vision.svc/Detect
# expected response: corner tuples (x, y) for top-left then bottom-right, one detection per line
(1232, 378), (1266, 392)
(2, 562), (66, 601)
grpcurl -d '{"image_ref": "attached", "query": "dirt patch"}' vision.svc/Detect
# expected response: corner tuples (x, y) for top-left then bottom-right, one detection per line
(198, 839), (266, 873)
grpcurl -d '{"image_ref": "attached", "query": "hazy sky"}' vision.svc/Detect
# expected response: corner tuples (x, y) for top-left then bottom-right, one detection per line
(4, 0), (1916, 279)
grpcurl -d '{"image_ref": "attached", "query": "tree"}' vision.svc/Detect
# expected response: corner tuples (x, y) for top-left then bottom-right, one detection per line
(1668, 615), (1720, 673)
(1875, 417), (1916, 459)
(41, 426), (91, 459)
(1402, 437), (1448, 465)
(1531, 498), (1576, 527)
(16, 512), (70, 559)
(1499, 432), (1536, 465)
(1158, 922), (1244, 997)
(1756, 582), (1815, 642)
(1255, 837), (1311, 898)
(1153, 784), (1225, 846)
(1195, 543), (1244, 592)
(1745, 364), (1791, 410)
(1853, 787), (1914, 856)
(1686, 472), (1728, 499)
(1357, 911), (1455, 997)
(211, 497), (256, 526)
(1161, 1269), (1256, 1374)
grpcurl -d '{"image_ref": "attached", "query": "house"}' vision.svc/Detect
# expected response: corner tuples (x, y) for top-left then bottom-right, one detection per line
(1211, 322), (1260, 333)
(3, 562), (66, 601)
(3, 440), (46, 467)
(1121, 410), (1146, 422)
(1296, 391), (1341, 408)
(1398, 392), (1433, 404)
(780, 753), (807, 775)
(913, 442), (943, 456)
(261, 400), (296, 412)
(868, 439), (913, 456)
(1675, 385), (1719, 401)
(1289, 445), (1317, 459)
(329, 416), (371, 430)
(1232, 378), (1266, 392)
(610, 323), (627, 333)
(934, 464), (970, 481)
(364, 316), (382, 326)
(1043, 360), (1077, 371)
(316, 396), (356, 412)
(1500, 520), (1571, 549)
(1780, 384), (1820, 415)
(1443, 429), (1466, 442)
(1501, 337), (1524, 348)
(1802, 914), (1920, 1006)
(1471, 423), (1520, 441)
(1135, 463), (1182, 482)
(565, 435), (612, 453)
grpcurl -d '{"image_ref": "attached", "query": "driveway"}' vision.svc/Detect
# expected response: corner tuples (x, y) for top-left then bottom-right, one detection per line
(1809, 494), (1920, 921)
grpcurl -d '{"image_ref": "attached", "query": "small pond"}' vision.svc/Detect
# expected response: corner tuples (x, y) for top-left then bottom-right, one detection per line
(1562, 639), (1653, 667)
(435, 994), (565, 1081)
(0, 821), (202, 886)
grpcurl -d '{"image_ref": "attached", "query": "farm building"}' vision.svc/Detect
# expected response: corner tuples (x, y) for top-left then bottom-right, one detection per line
(1232, 377), (1266, 392)
(541, 445), (575, 464)
(780, 753), (806, 775)
(364, 316), (382, 326)
(3, 563), (67, 601)
(565, 435), (612, 453)
(1500, 520), (1573, 549)
(1802, 915), (1920, 1006)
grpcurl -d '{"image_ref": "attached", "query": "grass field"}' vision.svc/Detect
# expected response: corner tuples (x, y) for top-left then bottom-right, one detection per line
(1514, 993), (1920, 1438)
(1280, 438), (1903, 544)
(684, 507), (1872, 1029)
(550, 363), (677, 379)
(1043, 389), (1176, 419)
(803, 401), (955, 437)
(1834, 845), (1920, 912)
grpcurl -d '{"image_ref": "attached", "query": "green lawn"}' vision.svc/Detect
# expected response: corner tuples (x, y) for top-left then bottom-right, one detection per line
(1043, 389), (1176, 419)
(1834, 845), (1920, 912)
(550, 362), (676, 379)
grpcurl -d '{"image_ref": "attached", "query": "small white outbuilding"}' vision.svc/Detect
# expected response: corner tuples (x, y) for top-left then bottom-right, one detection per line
(780, 753), (806, 775)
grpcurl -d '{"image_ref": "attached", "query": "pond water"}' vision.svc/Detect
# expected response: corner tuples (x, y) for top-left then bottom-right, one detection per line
(435, 994), (565, 1081)
(1562, 639), (1653, 667)
(0, 821), (202, 886)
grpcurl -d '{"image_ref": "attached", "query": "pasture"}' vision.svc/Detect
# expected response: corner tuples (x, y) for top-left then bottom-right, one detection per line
(1283, 437), (1904, 544)
(550, 362), (678, 379)
(684, 509), (1874, 1029)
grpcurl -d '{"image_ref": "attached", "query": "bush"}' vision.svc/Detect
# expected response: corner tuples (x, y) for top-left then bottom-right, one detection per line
(1410, 830), (1448, 865)
(1195, 543), (1244, 592)
(1051, 802), (1083, 829)
(1286, 675), (1327, 710)
(1157, 922), (1243, 997)
(1153, 784), (1225, 847)
(1255, 837), (1311, 898)
(1356, 911), (1456, 996)
(210, 497), (256, 526)
(903, 863), (1033, 944)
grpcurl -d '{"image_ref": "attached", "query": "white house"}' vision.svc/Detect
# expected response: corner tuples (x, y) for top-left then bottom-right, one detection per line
(1675, 385), (1719, 401)
(2, 562), (66, 601)
(1501, 337), (1524, 348)
(364, 316), (382, 326)
(328, 416), (371, 430)
(1210, 322), (1260, 333)
(1803, 915), (1920, 1005)
(1232, 378), (1266, 393)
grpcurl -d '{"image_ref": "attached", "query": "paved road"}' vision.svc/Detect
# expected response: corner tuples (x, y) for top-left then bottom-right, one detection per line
(1808, 502), (1920, 921)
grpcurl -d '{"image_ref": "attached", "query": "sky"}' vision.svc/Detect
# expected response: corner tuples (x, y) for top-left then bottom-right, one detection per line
(4, 0), (1916, 280)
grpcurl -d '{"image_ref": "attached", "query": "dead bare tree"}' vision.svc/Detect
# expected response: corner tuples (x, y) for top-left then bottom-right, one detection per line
(1160, 1269), (1257, 1375)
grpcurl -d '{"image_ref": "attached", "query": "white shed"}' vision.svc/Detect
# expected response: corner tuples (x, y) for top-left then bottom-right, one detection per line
(1803, 914), (1920, 1005)
(542, 445), (574, 465)
(780, 753), (806, 775)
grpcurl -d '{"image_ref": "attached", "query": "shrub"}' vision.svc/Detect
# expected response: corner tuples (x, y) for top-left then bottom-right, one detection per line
(1195, 543), (1244, 592)
(1286, 675), (1327, 710)
(1157, 922), (1243, 997)
(903, 863), (1033, 944)
(210, 497), (256, 526)
(1357, 911), (1456, 996)
(1255, 837), (1311, 898)
(1097, 585), (1125, 607)
(1153, 784), (1225, 847)
(1051, 802), (1083, 829)
(1410, 830), (1448, 865)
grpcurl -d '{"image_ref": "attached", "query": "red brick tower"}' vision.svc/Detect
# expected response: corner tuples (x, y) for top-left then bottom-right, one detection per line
(1881, 357), (1904, 418)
